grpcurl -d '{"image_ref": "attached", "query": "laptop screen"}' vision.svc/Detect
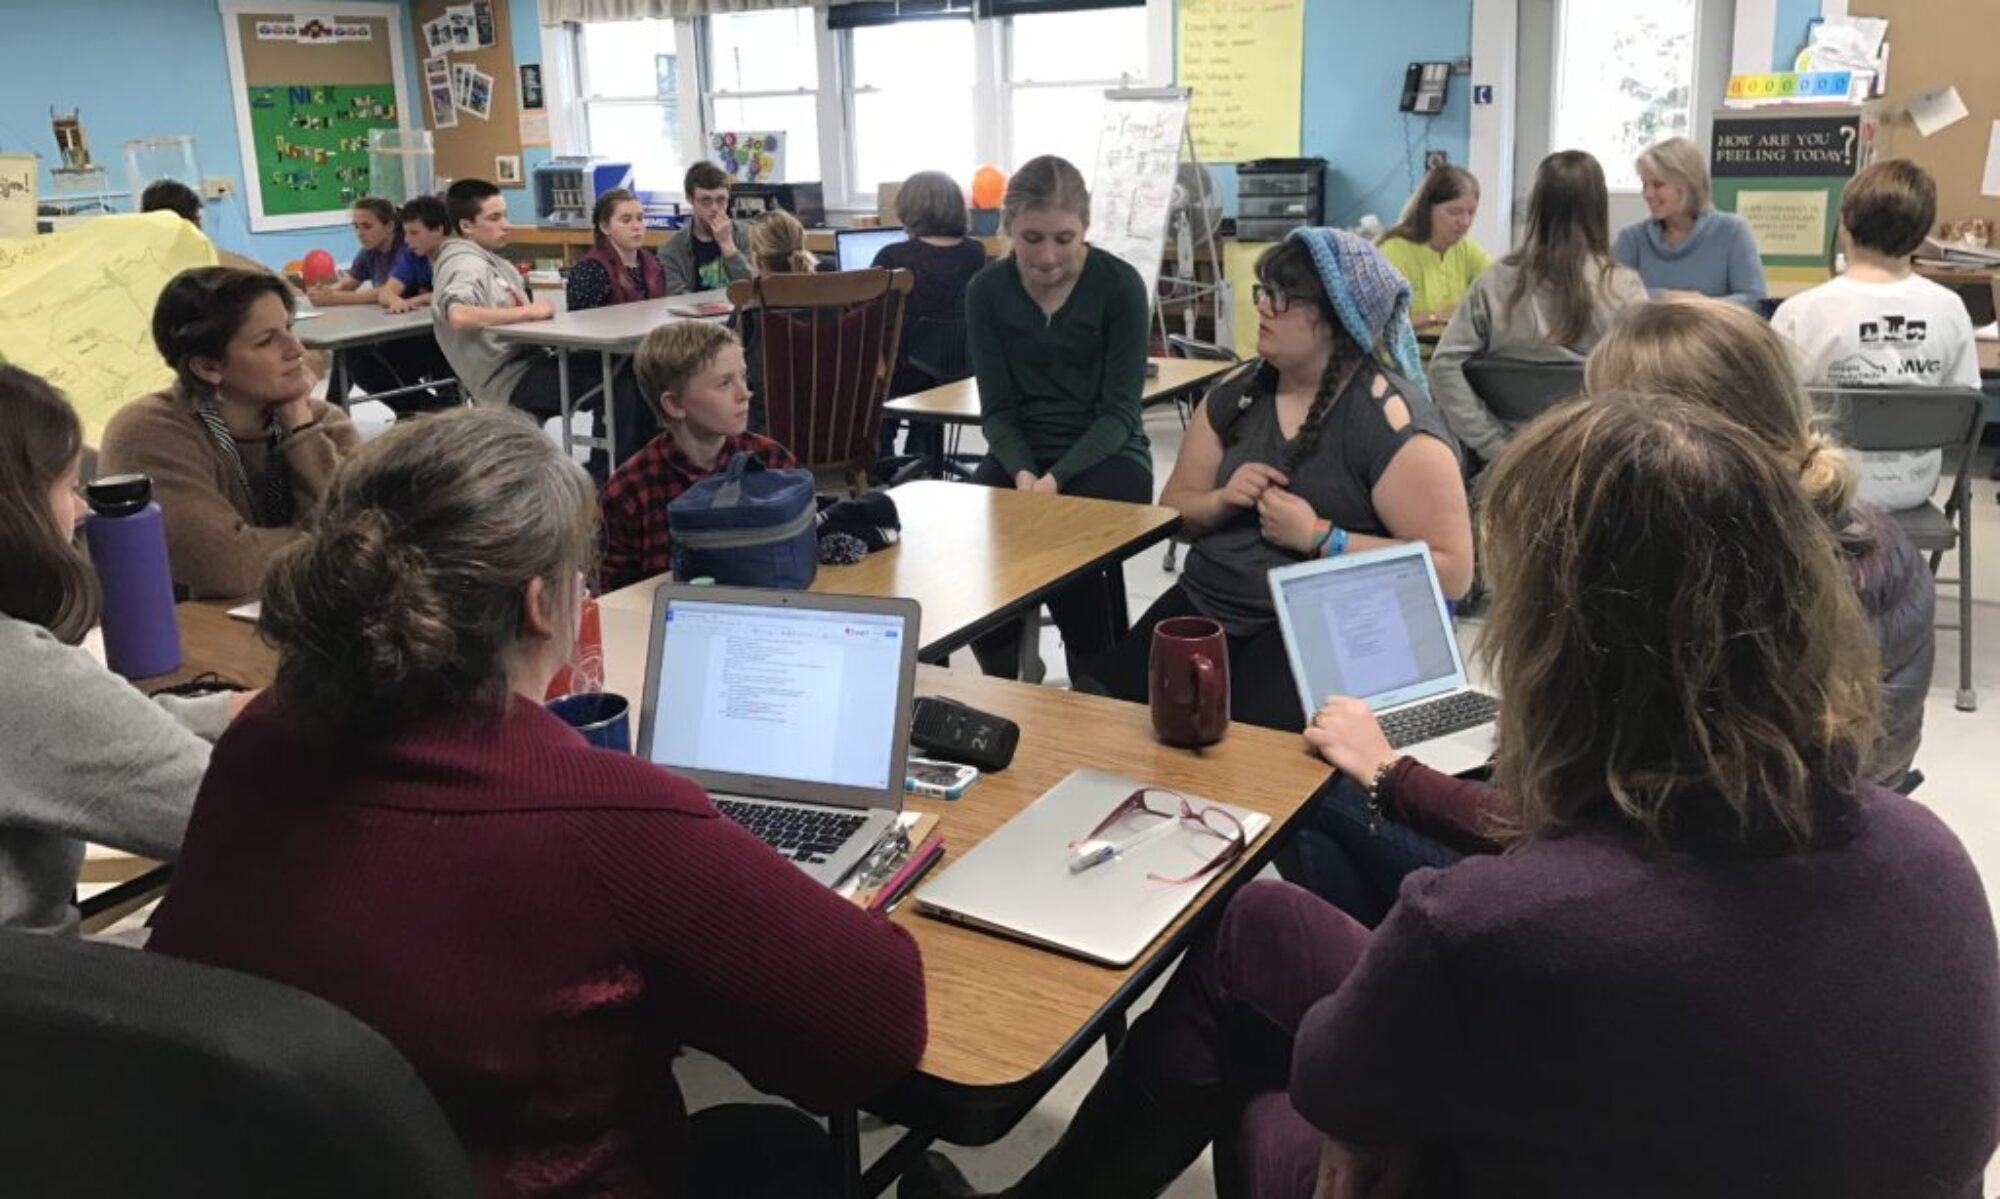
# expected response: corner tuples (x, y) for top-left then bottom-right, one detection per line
(836, 226), (907, 271)
(1275, 548), (1462, 711)
(646, 598), (908, 791)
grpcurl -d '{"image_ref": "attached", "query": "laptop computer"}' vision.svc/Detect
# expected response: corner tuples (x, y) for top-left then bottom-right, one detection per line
(915, 769), (1272, 967)
(1269, 542), (1498, 776)
(835, 226), (907, 272)
(635, 583), (921, 887)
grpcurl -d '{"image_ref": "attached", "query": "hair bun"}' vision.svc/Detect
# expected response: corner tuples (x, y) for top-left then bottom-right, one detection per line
(261, 508), (457, 694)
(1796, 428), (1857, 519)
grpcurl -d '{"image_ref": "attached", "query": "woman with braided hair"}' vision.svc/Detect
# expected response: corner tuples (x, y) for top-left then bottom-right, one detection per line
(1077, 228), (1472, 731)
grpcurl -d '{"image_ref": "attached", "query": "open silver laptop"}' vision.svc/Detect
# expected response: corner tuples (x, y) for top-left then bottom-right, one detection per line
(636, 584), (920, 886)
(1269, 542), (1497, 776)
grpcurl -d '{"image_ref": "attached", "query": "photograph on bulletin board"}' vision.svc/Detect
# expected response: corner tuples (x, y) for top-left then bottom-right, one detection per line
(220, 1), (415, 231)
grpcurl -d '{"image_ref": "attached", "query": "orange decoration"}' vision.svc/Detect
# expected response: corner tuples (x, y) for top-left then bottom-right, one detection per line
(971, 164), (1007, 210)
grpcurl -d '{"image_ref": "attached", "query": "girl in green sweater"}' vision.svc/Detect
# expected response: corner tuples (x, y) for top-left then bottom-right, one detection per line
(1376, 165), (1490, 339)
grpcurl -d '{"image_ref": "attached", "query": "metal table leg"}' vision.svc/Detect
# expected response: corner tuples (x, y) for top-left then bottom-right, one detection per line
(556, 349), (574, 459)
(601, 348), (618, 465)
(832, 1108), (863, 1199)
(327, 349), (349, 409)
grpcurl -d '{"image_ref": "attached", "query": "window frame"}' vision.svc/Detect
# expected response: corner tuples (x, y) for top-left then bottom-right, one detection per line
(1548, 0), (1700, 194)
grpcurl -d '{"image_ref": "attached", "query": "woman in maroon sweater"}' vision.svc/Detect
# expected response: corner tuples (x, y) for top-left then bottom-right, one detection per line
(148, 407), (926, 1199)
(902, 395), (1998, 1199)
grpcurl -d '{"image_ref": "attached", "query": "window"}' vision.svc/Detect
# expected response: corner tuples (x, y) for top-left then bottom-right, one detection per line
(1551, 0), (1696, 191)
(1004, 8), (1149, 178)
(847, 20), (977, 193)
(705, 10), (822, 185)
(578, 19), (686, 192)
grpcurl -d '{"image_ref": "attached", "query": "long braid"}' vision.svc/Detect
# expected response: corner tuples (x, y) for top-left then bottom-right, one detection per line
(1283, 344), (1362, 476)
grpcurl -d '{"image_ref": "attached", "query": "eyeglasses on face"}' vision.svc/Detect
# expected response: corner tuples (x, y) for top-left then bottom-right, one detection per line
(1253, 283), (1295, 315)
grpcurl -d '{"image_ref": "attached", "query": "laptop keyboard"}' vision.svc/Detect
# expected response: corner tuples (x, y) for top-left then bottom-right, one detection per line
(1379, 691), (1499, 749)
(714, 799), (867, 865)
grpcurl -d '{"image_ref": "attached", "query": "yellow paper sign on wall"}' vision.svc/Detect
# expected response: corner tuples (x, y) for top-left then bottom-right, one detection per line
(0, 212), (218, 443)
(1735, 189), (1830, 258)
(1179, 0), (1305, 162)
(1224, 237), (1271, 356)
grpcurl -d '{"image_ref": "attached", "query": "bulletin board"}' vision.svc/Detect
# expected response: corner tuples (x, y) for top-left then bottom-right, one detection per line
(1850, 0), (2000, 226)
(408, 0), (524, 188)
(218, 0), (415, 232)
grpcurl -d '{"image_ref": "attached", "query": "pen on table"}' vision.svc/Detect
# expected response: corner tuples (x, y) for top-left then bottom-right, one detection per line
(871, 835), (945, 915)
(1068, 819), (1181, 874)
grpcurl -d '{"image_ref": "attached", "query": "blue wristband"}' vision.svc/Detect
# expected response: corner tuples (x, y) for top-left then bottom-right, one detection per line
(1322, 525), (1350, 558)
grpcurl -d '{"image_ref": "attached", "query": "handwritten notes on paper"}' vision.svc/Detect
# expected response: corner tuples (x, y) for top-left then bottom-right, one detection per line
(1178, 0), (1304, 162)
(1090, 95), (1189, 308)
(0, 213), (217, 442)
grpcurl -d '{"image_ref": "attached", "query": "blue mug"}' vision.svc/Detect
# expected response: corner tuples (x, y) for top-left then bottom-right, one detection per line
(547, 692), (632, 754)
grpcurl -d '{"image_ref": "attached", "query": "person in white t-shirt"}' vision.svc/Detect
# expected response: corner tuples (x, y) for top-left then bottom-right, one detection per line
(1771, 158), (1980, 511)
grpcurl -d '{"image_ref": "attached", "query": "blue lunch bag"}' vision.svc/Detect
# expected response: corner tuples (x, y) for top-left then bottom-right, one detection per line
(666, 453), (819, 589)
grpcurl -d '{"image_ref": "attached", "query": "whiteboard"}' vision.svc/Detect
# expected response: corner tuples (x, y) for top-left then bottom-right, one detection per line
(1088, 90), (1189, 312)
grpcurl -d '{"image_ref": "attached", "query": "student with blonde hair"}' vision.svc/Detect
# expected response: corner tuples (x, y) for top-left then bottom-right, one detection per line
(748, 209), (819, 277)
(150, 406), (921, 1199)
(1377, 164), (1489, 336)
(1428, 150), (1646, 464)
(905, 394), (1998, 1199)
(599, 321), (796, 591)
(1293, 299), (1936, 928)
(1614, 135), (1766, 304)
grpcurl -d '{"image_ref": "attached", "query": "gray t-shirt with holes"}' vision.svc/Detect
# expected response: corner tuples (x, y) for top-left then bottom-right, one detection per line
(1178, 361), (1457, 635)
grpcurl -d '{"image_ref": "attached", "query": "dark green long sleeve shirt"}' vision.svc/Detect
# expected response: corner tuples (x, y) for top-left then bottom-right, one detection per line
(965, 246), (1152, 485)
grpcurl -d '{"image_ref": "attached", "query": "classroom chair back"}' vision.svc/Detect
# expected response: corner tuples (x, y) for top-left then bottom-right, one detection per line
(0, 930), (476, 1199)
(1461, 356), (1587, 425)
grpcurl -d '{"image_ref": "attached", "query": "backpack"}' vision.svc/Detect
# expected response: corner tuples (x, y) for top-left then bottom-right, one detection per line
(667, 453), (819, 589)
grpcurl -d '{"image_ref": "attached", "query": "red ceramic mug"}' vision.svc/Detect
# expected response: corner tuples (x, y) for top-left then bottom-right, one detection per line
(1149, 616), (1230, 747)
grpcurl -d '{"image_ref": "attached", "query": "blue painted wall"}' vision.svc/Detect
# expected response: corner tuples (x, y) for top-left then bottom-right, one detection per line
(1770, 0), (1821, 69)
(1192, 0), (1474, 228)
(1, 0), (542, 269)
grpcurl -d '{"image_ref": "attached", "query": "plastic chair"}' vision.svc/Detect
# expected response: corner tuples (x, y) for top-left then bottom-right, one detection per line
(1460, 356), (1587, 426)
(731, 269), (914, 496)
(0, 930), (476, 1199)
(1813, 385), (1986, 711)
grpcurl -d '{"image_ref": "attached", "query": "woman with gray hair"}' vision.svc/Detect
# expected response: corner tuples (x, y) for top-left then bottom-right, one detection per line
(874, 170), (989, 453)
(1613, 135), (1767, 304)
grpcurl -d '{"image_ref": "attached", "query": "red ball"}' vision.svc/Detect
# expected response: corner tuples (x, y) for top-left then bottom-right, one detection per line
(301, 249), (337, 284)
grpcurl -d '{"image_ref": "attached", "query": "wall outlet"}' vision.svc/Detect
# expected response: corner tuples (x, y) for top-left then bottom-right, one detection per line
(1451, 56), (1472, 75)
(200, 177), (233, 200)
(1424, 149), (1449, 171)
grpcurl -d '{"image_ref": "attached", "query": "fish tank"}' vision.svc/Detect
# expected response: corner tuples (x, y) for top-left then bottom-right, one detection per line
(368, 128), (435, 203)
(123, 135), (200, 203)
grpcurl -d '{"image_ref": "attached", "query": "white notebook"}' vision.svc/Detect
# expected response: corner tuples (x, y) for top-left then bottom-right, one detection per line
(915, 768), (1271, 967)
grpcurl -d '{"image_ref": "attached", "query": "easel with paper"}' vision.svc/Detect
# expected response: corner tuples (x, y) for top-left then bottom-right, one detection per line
(1087, 87), (1231, 351)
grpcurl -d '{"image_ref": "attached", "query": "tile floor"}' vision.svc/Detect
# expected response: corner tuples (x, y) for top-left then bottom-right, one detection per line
(679, 403), (2000, 1196)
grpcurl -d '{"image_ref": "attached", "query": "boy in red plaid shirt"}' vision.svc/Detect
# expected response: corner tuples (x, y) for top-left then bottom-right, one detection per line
(598, 322), (796, 590)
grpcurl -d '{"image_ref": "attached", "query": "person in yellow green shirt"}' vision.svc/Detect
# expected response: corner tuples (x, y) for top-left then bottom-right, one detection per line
(1377, 165), (1489, 338)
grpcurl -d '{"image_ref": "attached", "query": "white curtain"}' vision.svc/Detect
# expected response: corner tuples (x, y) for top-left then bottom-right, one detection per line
(540, 0), (819, 21)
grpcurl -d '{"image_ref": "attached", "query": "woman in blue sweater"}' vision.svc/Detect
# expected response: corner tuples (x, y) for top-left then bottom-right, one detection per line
(1613, 136), (1766, 305)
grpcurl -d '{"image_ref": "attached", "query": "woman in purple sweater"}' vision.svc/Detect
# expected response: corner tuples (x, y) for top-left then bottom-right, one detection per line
(901, 394), (1998, 1199)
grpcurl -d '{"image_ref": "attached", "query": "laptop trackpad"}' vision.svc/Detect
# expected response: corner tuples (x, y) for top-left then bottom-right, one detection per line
(1410, 723), (1496, 777)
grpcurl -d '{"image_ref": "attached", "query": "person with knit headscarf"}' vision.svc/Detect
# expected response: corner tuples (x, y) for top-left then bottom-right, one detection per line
(1075, 228), (1473, 731)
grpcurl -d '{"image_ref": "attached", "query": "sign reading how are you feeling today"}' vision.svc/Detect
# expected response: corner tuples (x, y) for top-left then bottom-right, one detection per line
(1710, 111), (1869, 282)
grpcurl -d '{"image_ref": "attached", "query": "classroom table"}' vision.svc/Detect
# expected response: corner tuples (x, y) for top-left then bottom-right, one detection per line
(490, 288), (731, 459)
(597, 480), (1181, 675)
(1979, 335), (1997, 379)
(294, 304), (442, 410)
(149, 600), (1331, 1198)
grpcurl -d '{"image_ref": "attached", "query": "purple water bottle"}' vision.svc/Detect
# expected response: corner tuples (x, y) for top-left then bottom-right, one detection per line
(83, 474), (183, 680)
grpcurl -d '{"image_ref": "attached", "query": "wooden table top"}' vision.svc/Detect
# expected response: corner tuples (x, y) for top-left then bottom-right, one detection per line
(156, 602), (1330, 1092)
(1979, 336), (1997, 378)
(598, 480), (1179, 664)
(491, 287), (733, 352)
(882, 357), (1239, 426)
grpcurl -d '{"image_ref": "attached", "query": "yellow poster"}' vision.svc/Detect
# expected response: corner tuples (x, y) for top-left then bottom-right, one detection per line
(0, 212), (217, 443)
(1179, 0), (1305, 162)
(1734, 189), (1830, 259)
(1224, 237), (1272, 355)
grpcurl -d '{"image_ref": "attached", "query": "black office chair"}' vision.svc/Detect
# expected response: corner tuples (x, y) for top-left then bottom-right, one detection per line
(883, 316), (981, 484)
(1460, 356), (1587, 427)
(0, 930), (477, 1199)
(1812, 386), (1986, 711)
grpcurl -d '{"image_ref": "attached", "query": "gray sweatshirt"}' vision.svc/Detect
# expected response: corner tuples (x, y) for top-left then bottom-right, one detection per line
(0, 615), (228, 936)
(431, 237), (542, 406)
(659, 220), (753, 296)
(1427, 258), (1648, 459)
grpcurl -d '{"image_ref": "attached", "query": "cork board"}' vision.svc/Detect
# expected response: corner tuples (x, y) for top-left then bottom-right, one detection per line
(1850, 0), (2000, 227)
(409, 0), (523, 187)
(218, 1), (413, 232)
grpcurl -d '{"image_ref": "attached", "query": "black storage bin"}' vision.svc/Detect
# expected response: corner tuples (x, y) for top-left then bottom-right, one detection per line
(1235, 157), (1326, 241)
